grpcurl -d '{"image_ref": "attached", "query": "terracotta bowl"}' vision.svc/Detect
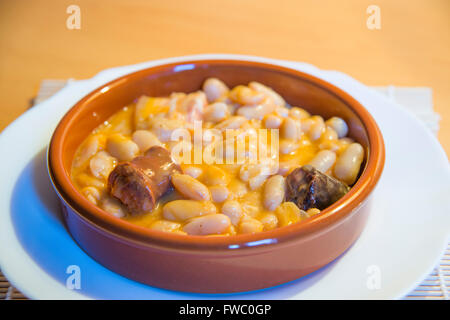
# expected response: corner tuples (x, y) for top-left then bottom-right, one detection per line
(48, 59), (385, 293)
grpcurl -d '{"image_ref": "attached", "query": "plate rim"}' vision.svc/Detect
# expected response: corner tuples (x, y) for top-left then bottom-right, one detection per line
(0, 54), (449, 300)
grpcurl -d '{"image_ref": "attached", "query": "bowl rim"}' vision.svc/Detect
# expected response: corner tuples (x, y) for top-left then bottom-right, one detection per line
(48, 58), (385, 251)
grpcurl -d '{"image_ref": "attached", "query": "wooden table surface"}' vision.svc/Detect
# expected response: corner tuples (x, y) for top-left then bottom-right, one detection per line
(1, 0), (449, 156)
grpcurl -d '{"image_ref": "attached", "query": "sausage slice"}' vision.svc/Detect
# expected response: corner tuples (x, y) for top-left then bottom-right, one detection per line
(285, 165), (350, 211)
(108, 146), (181, 215)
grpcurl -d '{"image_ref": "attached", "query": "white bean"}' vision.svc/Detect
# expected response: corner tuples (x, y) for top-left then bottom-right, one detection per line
(214, 116), (247, 130)
(221, 200), (243, 226)
(239, 216), (264, 234)
(277, 161), (295, 176)
(169, 92), (187, 113)
(202, 165), (230, 186)
(317, 127), (339, 151)
(275, 106), (289, 118)
(183, 214), (231, 235)
(203, 102), (230, 123)
(183, 165), (203, 179)
(263, 175), (286, 211)
(89, 151), (116, 179)
(326, 117), (348, 138)
(203, 78), (229, 103)
(264, 114), (282, 129)
(321, 127), (338, 142)
(279, 139), (299, 155)
(340, 137), (354, 145)
(333, 143), (364, 185)
(180, 91), (207, 122)
(74, 135), (100, 168)
(248, 81), (285, 106)
(150, 117), (186, 142)
(239, 163), (266, 182)
(106, 133), (139, 161)
(101, 197), (126, 218)
(301, 118), (313, 133)
(171, 173), (211, 201)
(210, 185), (229, 203)
(236, 101), (275, 120)
(163, 200), (217, 221)
(169, 140), (192, 165)
(308, 116), (325, 141)
(81, 186), (101, 205)
(281, 117), (300, 140)
(239, 165), (251, 182)
(76, 173), (105, 189)
(260, 213), (278, 230)
(249, 174), (269, 190)
(150, 220), (182, 233)
(308, 150), (336, 173)
(134, 95), (151, 130)
(132, 130), (162, 152)
(234, 133), (260, 160)
(229, 85), (264, 105)
(289, 107), (310, 120)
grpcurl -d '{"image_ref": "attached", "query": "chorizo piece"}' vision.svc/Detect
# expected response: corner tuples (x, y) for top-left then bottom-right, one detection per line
(108, 146), (181, 215)
(286, 165), (350, 211)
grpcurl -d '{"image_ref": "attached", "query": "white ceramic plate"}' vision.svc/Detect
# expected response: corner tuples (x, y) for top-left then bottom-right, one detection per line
(0, 55), (449, 300)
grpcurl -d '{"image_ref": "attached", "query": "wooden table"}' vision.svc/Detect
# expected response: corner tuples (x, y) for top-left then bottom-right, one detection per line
(1, 0), (449, 156)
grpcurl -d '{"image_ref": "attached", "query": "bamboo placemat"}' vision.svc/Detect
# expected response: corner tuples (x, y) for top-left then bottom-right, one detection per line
(0, 80), (448, 300)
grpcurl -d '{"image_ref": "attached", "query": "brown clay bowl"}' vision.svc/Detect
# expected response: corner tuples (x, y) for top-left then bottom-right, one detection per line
(48, 59), (385, 293)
